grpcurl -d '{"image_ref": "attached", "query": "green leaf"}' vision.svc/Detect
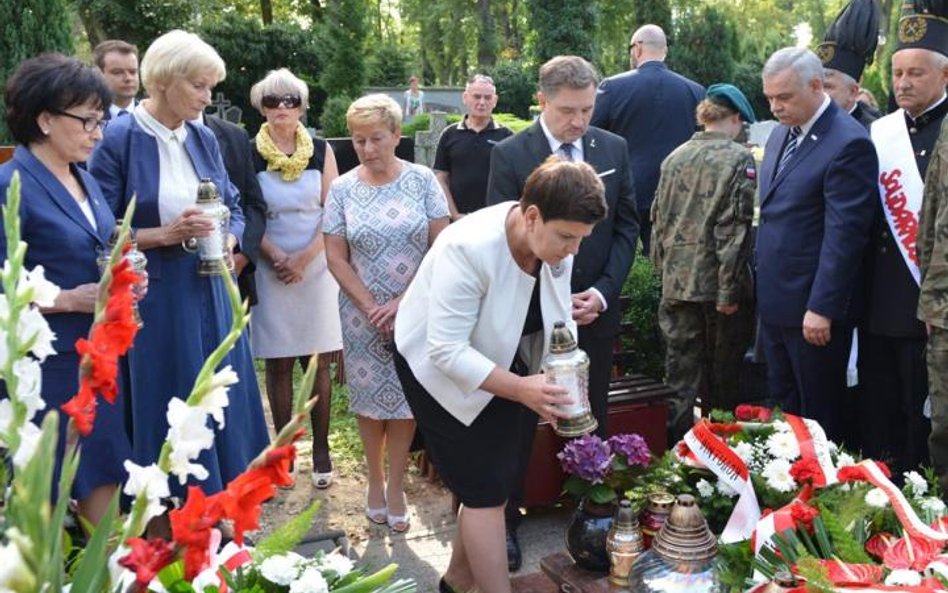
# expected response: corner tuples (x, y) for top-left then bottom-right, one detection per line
(331, 564), (401, 593)
(588, 484), (617, 504)
(69, 491), (120, 593)
(253, 500), (321, 559)
(562, 476), (590, 497)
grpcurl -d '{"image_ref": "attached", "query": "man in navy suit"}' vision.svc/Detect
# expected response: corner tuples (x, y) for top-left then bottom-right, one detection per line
(486, 55), (639, 571)
(757, 47), (878, 442)
(590, 24), (703, 254)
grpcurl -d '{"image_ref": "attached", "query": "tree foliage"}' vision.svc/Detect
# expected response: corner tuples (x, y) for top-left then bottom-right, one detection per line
(488, 58), (536, 119)
(1, 0), (74, 142)
(667, 5), (738, 87)
(526, 0), (600, 65)
(199, 13), (323, 133)
(74, 0), (195, 48)
(366, 41), (414, 87)
(317, 0), (367, 99)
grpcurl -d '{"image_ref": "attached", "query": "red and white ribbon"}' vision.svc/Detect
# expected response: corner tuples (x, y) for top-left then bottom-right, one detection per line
(684, 419), (761, 543)
(785, 414), (838, 488)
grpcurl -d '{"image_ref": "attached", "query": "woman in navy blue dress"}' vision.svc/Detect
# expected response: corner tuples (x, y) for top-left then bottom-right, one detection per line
(88, 31), (270, 501)
(0, 54), (131, 525)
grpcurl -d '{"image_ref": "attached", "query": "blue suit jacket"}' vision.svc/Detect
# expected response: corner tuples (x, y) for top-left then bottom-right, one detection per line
(0, 146), (116, 353)
(590, 61), (704, 211)
(756, 100), (878, 327)
(87, 114), (245, 280)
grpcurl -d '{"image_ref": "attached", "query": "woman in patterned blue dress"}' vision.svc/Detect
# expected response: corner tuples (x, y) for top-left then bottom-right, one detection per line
(324, 94), (449, 532)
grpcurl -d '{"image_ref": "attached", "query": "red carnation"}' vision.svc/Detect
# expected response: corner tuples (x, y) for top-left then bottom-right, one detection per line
(789, 458), (823, 486)
(118, 537), (175, 586)
(735, 405), (772, 422)
(789, 503), (819, 530)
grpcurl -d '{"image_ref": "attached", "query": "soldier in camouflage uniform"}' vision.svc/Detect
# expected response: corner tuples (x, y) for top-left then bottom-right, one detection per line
(918, 119), (948, 492)
(651, 84), (757, 441)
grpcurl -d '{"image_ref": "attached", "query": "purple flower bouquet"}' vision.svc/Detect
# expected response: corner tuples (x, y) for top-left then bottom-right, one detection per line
(558, 433), (653, 504)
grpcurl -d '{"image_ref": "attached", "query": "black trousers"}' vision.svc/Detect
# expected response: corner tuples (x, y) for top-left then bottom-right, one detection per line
(858, 331), (929, 476)
(506, 329), (613, 529)
(758, 321), (853, 444)
(638, 207), (652, 256)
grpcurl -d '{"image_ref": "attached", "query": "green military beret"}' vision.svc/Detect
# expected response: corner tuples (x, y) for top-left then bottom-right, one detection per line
(706, 83), (757, 123)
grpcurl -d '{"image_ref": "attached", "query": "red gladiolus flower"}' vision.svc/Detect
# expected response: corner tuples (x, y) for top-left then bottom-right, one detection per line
(865, 532), (898, 560)
(170, 486), (223, 579)
(882, 534), (941, 571)
(260, 445), (296, 487)
(789, 458), (823, 486)
(735, 405), (772, 422)
(216, 471), (274, 546)
(61, 382), (97, 435)
(118, 537), (175, 585)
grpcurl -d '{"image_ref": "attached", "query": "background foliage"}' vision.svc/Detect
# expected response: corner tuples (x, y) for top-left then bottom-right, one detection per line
(0, 0), (907, 143)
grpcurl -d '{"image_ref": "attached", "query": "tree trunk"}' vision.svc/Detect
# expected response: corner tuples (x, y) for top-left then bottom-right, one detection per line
(260, 0), (273, 25)
(477, 0), (497, 68)
(75, 0), (104, 49)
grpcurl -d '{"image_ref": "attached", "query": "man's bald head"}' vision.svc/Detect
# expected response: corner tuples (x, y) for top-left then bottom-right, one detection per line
(630, 24), (668, 68)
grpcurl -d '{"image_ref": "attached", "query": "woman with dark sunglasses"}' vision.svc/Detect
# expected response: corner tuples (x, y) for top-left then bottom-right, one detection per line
(248, 68), (342, 490)
(88, 31), (270, 534)
(0, 53), (131, 527)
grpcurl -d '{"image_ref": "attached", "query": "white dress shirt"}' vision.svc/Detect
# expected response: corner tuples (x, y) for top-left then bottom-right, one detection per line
(133, 104), (200, 225)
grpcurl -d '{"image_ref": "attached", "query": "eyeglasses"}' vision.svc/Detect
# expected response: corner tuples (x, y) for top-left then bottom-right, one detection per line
(628, 40), (644, 51)
(261, 94), (303, 109)
(51, 109), (106, 133)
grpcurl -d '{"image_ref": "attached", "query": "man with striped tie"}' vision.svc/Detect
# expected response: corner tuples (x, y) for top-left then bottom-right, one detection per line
(755, 47), (878, 444)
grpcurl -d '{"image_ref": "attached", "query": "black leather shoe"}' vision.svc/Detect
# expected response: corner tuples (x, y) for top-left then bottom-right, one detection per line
(506, 528), (522, 571)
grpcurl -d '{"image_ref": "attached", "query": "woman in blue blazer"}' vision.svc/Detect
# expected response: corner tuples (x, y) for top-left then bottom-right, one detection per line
(88, 31), (269, 505)
(0, 54), (131, 525)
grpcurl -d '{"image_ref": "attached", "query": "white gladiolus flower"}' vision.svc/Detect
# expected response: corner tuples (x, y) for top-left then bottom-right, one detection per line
(696, 479), (714, 499)
(865, 488), (889, 508)
(766, 430), (800, 460)
(17, 307), (56, 361)
(123, 461), (170, 523)
(315, 552), (354, 577)
(762, 459), (797, 493)
(904, 471), (929, 497)
(12, 421), (42, 468)
(198, 365), (237, 428)
(289, 567), (329, 593)
(260, 553), (305, 586)
(19, 265), (60, 308)
(0, 536), (35, 591)
(13, 358), (44, 420)
(165, 398), (215, 484)
(716, 479), (738, 498)
(885, 569), (922, 586)
(0, 400), (12, 435)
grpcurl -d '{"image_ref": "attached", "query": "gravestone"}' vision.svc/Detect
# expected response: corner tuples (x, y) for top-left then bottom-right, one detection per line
(206, 92), (243, 125)
(413, 111), (449, 167)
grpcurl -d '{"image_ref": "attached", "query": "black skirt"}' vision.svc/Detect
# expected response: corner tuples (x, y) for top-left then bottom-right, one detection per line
(394, 350), (531, 508)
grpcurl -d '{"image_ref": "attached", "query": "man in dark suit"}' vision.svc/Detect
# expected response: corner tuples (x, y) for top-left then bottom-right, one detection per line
(590, 24), (703, 254)
(201, 113), (267, 305)
(757, 47), (878, 443)
(486, 55), (639, 571)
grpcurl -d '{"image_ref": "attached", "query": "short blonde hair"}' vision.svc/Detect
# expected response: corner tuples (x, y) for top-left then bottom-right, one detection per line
(249, 68), (309, 113)
(346, 93), (402, 134)
(140, 30), (226, 93)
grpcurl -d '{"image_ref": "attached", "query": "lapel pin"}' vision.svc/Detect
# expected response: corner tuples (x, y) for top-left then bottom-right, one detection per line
(589, 138), (596, 148)
(810, 134), (818, 141)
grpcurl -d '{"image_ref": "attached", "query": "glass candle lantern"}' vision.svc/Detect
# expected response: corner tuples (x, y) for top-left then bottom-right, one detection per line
(542, 321), (598, 437)
(193, 177), (231, 276)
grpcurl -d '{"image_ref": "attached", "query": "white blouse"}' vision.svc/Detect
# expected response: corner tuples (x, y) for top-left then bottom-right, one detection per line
(133, 104), (200, 225)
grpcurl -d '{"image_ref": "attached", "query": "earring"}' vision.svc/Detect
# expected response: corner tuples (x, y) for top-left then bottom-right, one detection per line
(41, 128), (49, 135)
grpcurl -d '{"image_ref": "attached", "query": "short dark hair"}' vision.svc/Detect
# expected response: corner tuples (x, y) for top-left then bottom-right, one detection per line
(93, 39), (138, 70)
(5, 53), (112, 145)
(538, 56), (600, 97)
(521, 157), (607, 224)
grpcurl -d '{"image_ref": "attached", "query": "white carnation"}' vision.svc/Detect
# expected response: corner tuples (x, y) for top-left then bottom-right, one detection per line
(696, 479), (714, 499)
(921, 497), (947, 515)
(766, 431), (800, 460)
(904, 471), (929, 497)
(732, 441), (754, 465)
(260, 553), (305, 586)
(315, 552), (354, 577)
(762, 459), (797, 493)
(865, 488), (889, 508)
(885, 569), (922, 586)
(836, 452), (856, 468)
(716, 479), (738, 498)
(290, 567), (329, 593)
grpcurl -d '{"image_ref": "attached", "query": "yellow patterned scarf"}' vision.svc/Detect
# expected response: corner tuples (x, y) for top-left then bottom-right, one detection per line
(255, 122), (314, 181)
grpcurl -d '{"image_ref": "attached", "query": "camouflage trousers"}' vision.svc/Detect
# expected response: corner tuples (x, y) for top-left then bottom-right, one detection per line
(659, 299), (754, 442)
(928, 326), (948, 494)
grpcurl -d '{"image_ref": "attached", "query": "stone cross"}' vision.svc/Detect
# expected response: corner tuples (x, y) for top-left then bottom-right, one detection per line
(414, 111), (449, 167)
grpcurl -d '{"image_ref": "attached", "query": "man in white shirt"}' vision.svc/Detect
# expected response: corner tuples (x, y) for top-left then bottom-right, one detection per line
(93, 39), (139, 120)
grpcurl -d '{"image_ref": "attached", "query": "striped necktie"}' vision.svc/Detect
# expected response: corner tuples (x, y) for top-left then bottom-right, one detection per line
(776, 126), (802, 175)
(559, 143), (574, 161)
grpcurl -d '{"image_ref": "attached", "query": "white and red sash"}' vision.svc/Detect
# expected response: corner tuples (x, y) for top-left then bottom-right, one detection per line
(871, 111), (924, 286)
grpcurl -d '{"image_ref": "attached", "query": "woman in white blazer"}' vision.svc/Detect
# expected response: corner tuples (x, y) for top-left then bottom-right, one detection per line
(394, 158), (607, 593)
